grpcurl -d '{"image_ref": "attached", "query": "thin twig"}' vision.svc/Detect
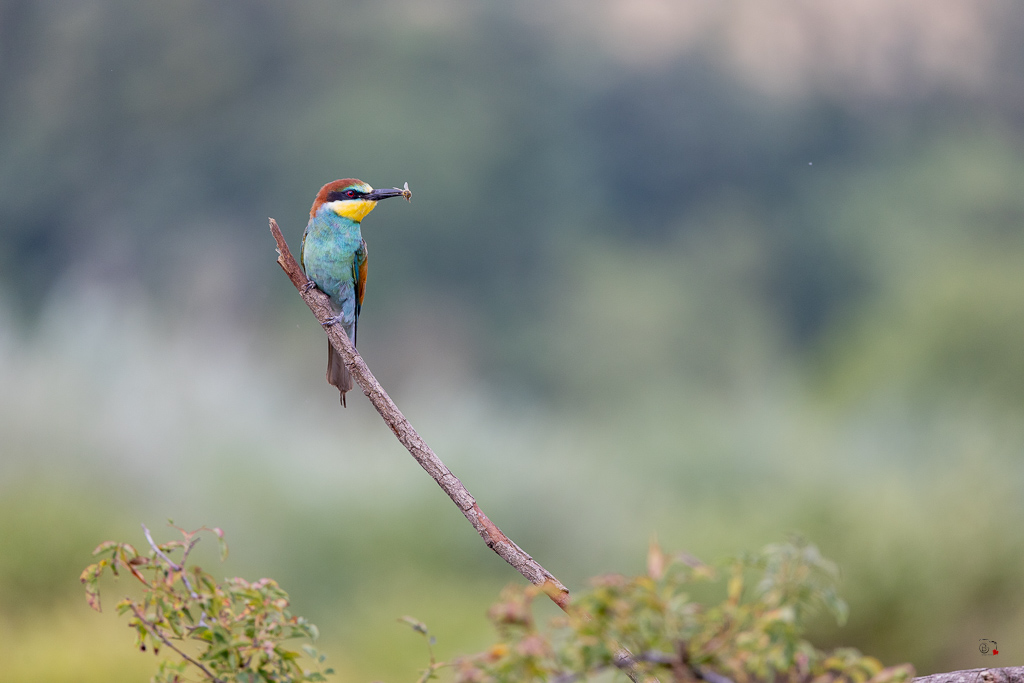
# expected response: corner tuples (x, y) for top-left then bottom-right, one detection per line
(697, 666), (737, 683)
(129, 604), (223, 683)
(142, 524), (181, 570)
(142, 524), (200, 600)
(270, 218), (570, 610)
(617, 647), (738, 683)
(552, 673), (583, 683)
(637, 651), (679, 666)
(180, 535), (202, 567)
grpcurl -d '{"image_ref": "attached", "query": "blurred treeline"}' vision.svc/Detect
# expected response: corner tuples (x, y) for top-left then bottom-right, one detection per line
(2, 1), (1024, 681)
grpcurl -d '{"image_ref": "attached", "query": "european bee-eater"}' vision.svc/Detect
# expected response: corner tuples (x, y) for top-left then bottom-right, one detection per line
(301, 178), (410, 406)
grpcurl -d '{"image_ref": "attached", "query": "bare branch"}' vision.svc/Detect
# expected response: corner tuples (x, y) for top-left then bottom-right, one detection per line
(613, 650), (643, 683)
(142, 524), (200, 600)
(129, 604), (223, 683)
(914, 668), (1024, 683)
(270, 218), (570, 609)
(142, 524), (181, 570)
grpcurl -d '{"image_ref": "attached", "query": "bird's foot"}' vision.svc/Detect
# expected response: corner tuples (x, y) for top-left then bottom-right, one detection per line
(301, 280), (317, 293)
(322, 312), (347, 328)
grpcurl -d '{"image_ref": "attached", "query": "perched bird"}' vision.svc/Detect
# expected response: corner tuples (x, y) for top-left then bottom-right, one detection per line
(301, 178), (410, 406)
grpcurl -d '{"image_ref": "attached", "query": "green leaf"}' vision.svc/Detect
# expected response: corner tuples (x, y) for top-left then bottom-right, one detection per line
(84, 583), (102, 611)
(92, 540), (118, 555)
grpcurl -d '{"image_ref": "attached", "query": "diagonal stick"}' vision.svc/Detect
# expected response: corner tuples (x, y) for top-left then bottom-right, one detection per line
(269, 218), (570, 609)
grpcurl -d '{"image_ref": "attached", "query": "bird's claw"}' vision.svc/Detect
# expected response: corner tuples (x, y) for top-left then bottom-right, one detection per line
(302, 280), (317, 293)
(322, 313), (347, 328)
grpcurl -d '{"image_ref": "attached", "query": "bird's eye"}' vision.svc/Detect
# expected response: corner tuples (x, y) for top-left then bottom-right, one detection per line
(345, 189), (357, 198)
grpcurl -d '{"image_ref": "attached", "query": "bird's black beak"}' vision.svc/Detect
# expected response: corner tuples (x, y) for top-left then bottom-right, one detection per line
(368, 183), (412, 202)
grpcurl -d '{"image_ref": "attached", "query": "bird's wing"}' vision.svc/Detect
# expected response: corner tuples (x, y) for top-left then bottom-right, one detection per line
(353, 238), (368, 346)
(300, 220), (310, 273)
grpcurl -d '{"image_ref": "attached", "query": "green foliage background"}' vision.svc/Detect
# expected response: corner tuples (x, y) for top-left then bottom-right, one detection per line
(2, 1), (1023, 680)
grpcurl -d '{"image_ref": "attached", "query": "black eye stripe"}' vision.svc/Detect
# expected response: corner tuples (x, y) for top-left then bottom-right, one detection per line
(327, 189), (364, 201)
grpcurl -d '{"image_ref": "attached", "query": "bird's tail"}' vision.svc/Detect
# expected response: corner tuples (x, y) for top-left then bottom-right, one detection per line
(326, 342), (353, 407)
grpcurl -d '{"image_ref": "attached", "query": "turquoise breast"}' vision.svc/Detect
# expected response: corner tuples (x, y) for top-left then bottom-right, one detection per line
(301, 209), (362, 335)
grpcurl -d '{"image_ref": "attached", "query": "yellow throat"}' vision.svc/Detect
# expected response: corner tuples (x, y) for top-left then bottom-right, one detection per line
(327, 198), (377, 222)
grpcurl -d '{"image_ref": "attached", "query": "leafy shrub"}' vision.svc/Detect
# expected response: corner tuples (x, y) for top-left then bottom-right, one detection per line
(80, 525), (331, 683)
(83, 529), (911, 683)
(438, 539), (913, 683)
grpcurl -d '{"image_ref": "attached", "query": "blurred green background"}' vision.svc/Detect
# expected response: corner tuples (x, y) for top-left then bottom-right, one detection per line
(2, 0), (1024, 680)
